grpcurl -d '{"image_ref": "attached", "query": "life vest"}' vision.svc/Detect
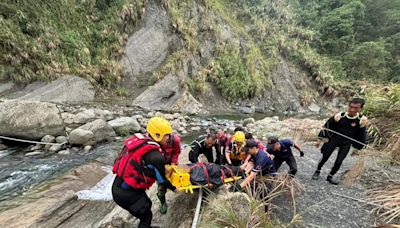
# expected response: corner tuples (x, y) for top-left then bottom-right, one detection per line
(112, 133), (161, 189)
(229, 142), (246, 161)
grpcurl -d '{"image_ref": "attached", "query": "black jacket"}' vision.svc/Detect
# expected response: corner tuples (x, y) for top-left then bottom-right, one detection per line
(318, 112), (368, 149)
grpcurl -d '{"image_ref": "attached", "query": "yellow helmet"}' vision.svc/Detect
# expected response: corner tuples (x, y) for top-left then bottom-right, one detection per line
(146, 117), (173, 142)
(233, 131), (245, 143)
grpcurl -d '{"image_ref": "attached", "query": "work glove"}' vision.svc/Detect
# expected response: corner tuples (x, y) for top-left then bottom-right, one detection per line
(300, 151), (304, 157)
(229, 182), (242, 192)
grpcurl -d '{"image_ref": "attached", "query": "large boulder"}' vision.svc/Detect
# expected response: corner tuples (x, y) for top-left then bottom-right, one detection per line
(78, 119), (116, 143)
(132, 74), (205, 115)
(0, 100), (65, 140)
(107, 117), (141, 133)
(15, 75), (95, 103)
(62, 109), (114, 125)
(68, 129), (96, 146)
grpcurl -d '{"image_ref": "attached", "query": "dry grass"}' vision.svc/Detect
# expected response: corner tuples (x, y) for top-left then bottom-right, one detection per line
(366, 183), (400, 224)
(343, 157), (366, 185)
(200, 174), (303, 228)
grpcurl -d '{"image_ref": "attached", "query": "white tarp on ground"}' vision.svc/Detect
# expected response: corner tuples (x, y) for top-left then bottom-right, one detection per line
(76, 166), (114, 201)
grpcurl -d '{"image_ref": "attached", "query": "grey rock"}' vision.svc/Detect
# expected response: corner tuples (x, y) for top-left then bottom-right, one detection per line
(0, 144), (8, 150)
(173, 113), (181, 119)
(132, 74), (205, 115)
(30, 145), (43, 151)
(121, 1), (171, 80)
(0, 100), (65, 140)
(272, 116), (279, 121)
(308, 102), (321, 113)
(71, 147), (80, 153)
(83, 145), (92, 153)
(108, 117), (141, 133)
(238, 106), (255, 114)
(191, 126), (201, 131)
(56, 136), (68, 144)
(164, 113), (174, 120)
(41, 135), (56, 143)
(242, 118), (255, 126)
(79, 119), (116, 143)
(69, 129), (96, 146)
(58, 149), (70, 155)
(25, 151), (44, 156)
(0, 82), (15, 95)
(133, 115), (144, 120)
(49, 144), (62, 153)
(16, 75), (95, 103)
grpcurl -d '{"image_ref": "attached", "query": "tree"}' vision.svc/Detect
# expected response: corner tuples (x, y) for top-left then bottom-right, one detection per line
(344, 41), (390, 80)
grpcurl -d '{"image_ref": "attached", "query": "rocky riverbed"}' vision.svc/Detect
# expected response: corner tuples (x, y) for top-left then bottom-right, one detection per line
(0, 98), (398, 227)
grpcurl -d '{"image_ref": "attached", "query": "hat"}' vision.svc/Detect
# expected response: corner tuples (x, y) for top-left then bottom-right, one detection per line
(243, 139), (259, 153)
(267, 136), (279, 145)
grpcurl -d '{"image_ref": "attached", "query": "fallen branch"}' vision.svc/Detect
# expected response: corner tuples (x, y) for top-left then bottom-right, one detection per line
(331, 192), (383, 208)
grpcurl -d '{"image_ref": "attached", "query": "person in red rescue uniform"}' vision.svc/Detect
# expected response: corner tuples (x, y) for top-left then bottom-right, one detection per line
(158, 132), (182, 214)
(112, 117), (177, 228)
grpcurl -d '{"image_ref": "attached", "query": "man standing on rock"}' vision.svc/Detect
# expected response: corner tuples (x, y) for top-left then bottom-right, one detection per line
(267, 136), (304, 177)
(112, 117), (178, 228)
(189, 132), (220, 164)
(312, 98), (368, 185)
(158, 132), (182, 214)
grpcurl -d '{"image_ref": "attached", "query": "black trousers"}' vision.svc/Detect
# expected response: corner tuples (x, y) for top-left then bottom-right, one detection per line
(317, 140), (352, 176)
(273, 155), (297, 176)
(112, 177), (152, 228)
(189, 149), (214, 163)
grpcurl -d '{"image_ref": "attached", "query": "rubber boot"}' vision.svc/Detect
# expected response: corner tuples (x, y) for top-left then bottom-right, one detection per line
(327, 175), (339, 185)
(312, 170), (320, 180)
(157, 191), (167, 214)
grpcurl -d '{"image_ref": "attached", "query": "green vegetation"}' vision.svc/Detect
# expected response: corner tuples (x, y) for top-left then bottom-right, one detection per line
(212, 45), (266, 100)
(0, 0), (145, 86)
(294, 0), (400, 82)
(1, 0), (398, 101)
(364, 84), (400, 161)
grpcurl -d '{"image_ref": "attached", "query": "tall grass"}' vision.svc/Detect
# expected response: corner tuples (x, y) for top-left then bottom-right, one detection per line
(0, 0), (145, 86)
(364, 84), (400, 163)
(200, 174), (303, 228)
(366, 183), (400, 224)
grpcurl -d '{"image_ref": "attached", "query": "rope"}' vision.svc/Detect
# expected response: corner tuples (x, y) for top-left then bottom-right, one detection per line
(320, 127), (370, 149)
(0, 135), (67, 146)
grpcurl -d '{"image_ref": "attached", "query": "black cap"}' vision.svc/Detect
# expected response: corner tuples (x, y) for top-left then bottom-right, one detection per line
(243, 139), (259, 153)
(267, 136), (279, 145)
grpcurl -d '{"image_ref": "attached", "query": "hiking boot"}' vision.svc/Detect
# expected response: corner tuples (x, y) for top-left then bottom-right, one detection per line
(160, 202), (168, 214)
(327, 175), (339, 185)
(312, 170), (320, 180)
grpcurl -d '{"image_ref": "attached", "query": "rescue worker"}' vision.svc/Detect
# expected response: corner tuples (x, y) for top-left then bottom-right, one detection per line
(313, 98), (368, 185)
(225, 131), (247, 166)
(241, 132), (270, 174)
(245, 132), (266, 152)
(158, 132), (181, 214)
(226, 126), (245, 146)
(216, 129), (228, 164)
(112, 117), (177, 228)
(188, 132), (220, 163)
(231, 139), (276, 191)
(267, 136), (304, 177)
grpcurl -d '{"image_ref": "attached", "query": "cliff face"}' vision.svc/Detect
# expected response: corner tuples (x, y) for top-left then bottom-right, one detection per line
(122, 0), (336, 115)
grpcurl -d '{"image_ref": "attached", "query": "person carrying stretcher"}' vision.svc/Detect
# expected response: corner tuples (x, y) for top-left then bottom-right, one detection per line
(225, 131), (247, 166)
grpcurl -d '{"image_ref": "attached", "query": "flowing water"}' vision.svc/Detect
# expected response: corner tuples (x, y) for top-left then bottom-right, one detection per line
(0, 143), (119, 211)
